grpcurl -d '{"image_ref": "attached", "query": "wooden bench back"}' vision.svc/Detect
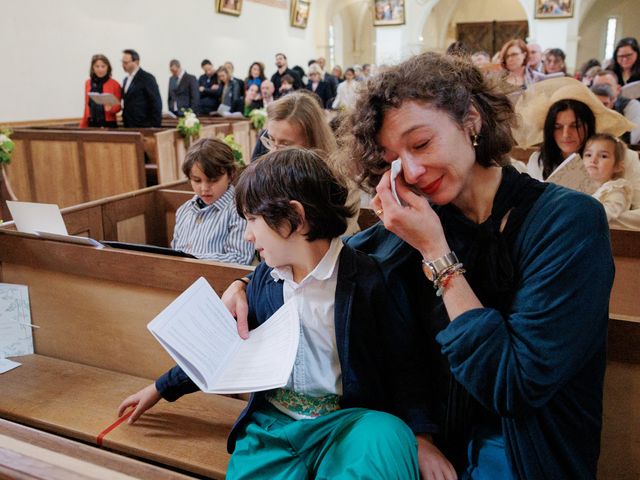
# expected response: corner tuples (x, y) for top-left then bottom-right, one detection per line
(5, 129), (146, 209)
(600, 315), (640, 479)
(609, 229), (640, 317)
(0, 231), (253, 379)
(1, 180), (192, 247)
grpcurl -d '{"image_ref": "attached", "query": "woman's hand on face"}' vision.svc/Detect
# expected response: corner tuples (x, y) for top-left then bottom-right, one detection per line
(372, 170), (450, 260)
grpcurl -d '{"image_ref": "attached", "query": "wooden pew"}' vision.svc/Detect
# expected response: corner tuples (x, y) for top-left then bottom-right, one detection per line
(11, 123), (233, 187)
(5, 129), (146, 209)
(161, 118), (254, 163)
(1, 180), (194, 250)
(609, 228), (640, 318)
(0, 418), (196, 479)
(0, 230), (253, 478)
(600, 315), (640, 480)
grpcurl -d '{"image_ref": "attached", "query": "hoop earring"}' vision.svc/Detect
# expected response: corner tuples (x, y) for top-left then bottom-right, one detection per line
(472, 133), (479, 147)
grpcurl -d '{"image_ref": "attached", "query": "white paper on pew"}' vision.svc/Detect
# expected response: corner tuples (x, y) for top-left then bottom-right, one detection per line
(148, 277), (300, 394)
(88, 92), (119, 106)
(621, 80), (640, 100)
(0, 358), (21, 374)
(34, 231), (104, 248)
(7, 201), (68, 235)
(0, 283), (34, 358)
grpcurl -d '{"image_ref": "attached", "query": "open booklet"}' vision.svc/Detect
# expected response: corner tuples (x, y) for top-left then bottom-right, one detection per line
(546, 153), (598, 195)
(621, 80), (640, 100)
(148, 277), (300, 394)
(88, 92), (119, 106)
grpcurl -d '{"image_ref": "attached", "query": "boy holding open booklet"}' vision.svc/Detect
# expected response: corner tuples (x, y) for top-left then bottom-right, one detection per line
(118, 148), (437, 479)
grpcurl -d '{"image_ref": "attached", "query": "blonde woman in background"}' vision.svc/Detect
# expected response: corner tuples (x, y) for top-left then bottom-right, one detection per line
(253, 90), (361, 235)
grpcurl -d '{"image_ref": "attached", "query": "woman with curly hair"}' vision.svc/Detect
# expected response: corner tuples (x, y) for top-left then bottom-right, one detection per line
(343, 51), (612, 479)
(220, 52), (614, 479)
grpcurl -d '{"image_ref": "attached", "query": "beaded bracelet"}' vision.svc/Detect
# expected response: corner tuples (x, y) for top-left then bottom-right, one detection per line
(434, 263), (465, 297)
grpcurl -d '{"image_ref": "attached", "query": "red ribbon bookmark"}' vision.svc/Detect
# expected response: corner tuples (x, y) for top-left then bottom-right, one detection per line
(97, 408), (134, 447)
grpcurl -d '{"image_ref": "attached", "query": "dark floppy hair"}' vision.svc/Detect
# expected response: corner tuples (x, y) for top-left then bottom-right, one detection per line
(169, 59), (181, 69)
(182, 137), (237, 181)
(122, 49), (140, 62)
(89, 54), (112, 78)
(344, 67), (355, 76)
(338, 52), (516, 192)
(545, 48), (566, 73)
(547, 48), (566, 61)
(235, 148), (354, 241)
(613, 37), (640, 82)
(538, 99), (596, 179)
(201, 59), (212, 67)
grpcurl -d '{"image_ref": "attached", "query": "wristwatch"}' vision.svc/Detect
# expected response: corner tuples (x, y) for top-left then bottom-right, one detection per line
(421, 252), (459, 282)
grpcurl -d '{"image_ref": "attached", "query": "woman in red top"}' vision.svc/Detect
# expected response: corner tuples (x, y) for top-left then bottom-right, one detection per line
(80, 54), (122, 128)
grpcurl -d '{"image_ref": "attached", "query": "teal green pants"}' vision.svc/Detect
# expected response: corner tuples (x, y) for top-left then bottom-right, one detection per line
(227, 404), (419, 479)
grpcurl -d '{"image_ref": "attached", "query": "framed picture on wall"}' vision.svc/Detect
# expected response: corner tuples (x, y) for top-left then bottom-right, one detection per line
(373, 0), (405, 27)
(290, 0), (310, 29)
(534, 0), (574, 19)
(216, 0), (243, 16)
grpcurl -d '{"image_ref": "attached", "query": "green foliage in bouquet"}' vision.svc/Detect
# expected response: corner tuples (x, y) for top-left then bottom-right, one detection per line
(0, 129), (15, 166)
(222, 134), (245, 167)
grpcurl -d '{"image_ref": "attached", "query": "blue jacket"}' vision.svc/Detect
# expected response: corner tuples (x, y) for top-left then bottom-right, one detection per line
(156, 243), (434, 453)
(347, 183), (614, 479)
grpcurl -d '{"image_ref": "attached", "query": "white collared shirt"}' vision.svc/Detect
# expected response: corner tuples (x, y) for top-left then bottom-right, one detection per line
(270, 237), (344, 397)
(123, 66), (140, 94)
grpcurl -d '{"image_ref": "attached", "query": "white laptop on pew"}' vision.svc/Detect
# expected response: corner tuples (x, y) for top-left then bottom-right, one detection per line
(6, 201), (103, 248)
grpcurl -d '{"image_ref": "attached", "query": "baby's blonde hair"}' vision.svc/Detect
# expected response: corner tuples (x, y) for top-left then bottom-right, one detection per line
(585, 133), (627, 180)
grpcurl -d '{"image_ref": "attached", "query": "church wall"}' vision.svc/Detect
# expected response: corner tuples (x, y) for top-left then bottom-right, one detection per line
(1, 0), (321, 122)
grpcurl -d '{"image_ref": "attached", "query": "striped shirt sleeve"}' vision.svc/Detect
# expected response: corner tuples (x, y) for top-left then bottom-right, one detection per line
(171, 187), (255, 265)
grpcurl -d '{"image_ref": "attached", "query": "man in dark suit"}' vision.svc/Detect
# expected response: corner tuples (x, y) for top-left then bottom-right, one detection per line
(168, 59), (200, 116)
(198, 59), (221, 115)
(315, 57), (338, 99)
(121, 49), (162, 128)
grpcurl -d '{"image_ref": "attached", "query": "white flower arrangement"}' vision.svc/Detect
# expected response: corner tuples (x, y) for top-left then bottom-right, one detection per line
(248, 108), (267, 131)
(177, 109), (201, 147)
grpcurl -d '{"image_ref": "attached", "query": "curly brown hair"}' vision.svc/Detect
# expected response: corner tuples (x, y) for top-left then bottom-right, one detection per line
(338, 52), (517, 192)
